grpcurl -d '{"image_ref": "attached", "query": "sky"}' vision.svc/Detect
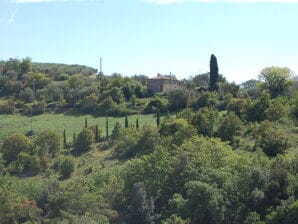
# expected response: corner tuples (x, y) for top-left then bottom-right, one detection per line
(1, 0), (298, 83)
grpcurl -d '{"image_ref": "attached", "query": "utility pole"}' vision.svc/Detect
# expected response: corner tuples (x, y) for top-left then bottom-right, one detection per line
(98, 57), (103, 79)
(100, 57), (102, 74)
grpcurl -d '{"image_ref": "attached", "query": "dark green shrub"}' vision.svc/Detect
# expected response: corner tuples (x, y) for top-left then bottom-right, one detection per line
(58, 156), (75, 179)
(74, 128), (94, 153)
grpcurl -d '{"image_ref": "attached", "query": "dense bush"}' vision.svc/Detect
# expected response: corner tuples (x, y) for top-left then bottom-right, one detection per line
(74, 128), (94, 153)
(1, 134), (33, 164)
(256, 121), (290, 157)
(216, 112), (244, 143)
(58, 156), (75, 179)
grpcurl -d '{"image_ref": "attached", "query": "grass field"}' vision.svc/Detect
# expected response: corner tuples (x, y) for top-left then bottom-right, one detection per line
(0, 113), (158, 143)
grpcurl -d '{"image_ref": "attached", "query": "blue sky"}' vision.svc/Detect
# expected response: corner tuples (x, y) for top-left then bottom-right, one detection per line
(1, 0), (298, 83)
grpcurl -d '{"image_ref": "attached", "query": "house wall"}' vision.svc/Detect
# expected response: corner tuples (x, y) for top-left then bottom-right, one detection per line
(148, 79), (181, 93)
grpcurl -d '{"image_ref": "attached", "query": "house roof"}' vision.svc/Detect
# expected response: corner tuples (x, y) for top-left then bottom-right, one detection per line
(149, 74), (178, 80)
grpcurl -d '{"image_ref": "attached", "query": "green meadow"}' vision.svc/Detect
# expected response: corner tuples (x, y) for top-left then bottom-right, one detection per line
(0, 113), (157, 143)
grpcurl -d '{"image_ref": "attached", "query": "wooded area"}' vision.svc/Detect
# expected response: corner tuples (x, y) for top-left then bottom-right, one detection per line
(0, 56), (297, 224)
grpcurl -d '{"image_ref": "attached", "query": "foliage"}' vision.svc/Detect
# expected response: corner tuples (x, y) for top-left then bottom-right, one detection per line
(35, 130), (62, 157)
(184, 181), (225, 224)
(191, 107), (218, 137)
(31, 62), (96, 78)
(245, 92), (270, 122)
(167, 89), (191, 112)
(160, 118), (196, 146)
(1, 133), (33, 164)
(162, 214), (190, 224)
(129, 182), (155, 224)
(216, 112), (244, 142)
(196, 91), (218, 108)
(209, 54), (219, 92)
(259, 66), (293, 98)
(264, 99), (287, 121)
(1, 58), (298, 223)
(255, 121), (290, 157)
(74, 128), (94, 153)
(58, 156), (75, 179)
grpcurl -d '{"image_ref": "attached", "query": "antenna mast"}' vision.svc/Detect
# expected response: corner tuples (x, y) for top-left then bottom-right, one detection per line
(100, 57), (102, 74)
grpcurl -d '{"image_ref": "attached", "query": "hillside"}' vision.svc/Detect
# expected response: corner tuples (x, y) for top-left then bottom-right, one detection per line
(31, 62), (97, 78)
(0, 56), (298, 224)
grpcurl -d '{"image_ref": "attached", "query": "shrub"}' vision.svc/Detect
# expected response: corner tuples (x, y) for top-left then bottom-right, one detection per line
(216, 112), (244, 142)
(265, 99), (287, 121)
(58, 156), (75, 179)
(1, 134), (33, 164)
(74, 128), (94, 153)
(35, 130), (62, 158)
(256, 121), (290, 157)
(192, 107), (218, 137)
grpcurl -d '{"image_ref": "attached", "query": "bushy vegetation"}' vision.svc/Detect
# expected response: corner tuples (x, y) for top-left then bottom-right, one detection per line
(0, 56), (298, 223)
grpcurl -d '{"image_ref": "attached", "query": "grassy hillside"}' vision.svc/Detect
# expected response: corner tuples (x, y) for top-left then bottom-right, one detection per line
(0, 113), (157, 143)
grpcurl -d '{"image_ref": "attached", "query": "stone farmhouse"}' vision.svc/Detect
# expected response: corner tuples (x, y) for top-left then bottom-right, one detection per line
(147, 74), (181, 93)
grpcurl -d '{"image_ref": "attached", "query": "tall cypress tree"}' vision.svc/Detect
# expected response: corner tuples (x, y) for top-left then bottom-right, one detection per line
(125, 115), (129, 128)
(85, 117), (88, 128)
(136, 118), (139, 129)
(106, 115), (109, 139)
(156, 109), (160, 127)
(95, 124), (99, 143)
(209, 54), (219, 92)
(63, 129), (67, 148)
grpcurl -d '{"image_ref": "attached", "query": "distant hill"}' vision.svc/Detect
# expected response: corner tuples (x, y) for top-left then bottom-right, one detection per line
(32, 62), (97, 78)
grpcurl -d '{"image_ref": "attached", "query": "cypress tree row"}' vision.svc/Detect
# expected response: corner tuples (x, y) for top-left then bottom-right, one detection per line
(209, 54), (219, 92)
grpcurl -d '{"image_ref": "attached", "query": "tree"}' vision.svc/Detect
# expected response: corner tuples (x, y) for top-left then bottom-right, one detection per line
(74, 128), (94, 153)
(35, 130), (62, 158)
(95, 124), (100, 143)
(162, 215), (190, 224)
(192, 107), (218, 137)
(125, 115), (129, 128)
(167, 89), (190, 112)
(130, 182), (155, 224)
(85, 117), (88, 128)
(259, 66), (292, 98)
(156, 109), (160, 127)
(160, 118), (196, 146)
(122, 85), (131, 101)
(216, 112), (244, 143)
(19, 87), (34, 103)
(106, 115), (109, 138)
(63, 129), (67, 148)
(1, 134), (33, 164)
(245, 92), (270, 122)
(209, 54), (219, 92)
(81, 93), (98, 113)
(111, 122), (122, 141)
(256, 121), (290, 157)
(265, 99), (287, 121)
(136, 118), (139, 129)
(185, 181), (225, 224)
